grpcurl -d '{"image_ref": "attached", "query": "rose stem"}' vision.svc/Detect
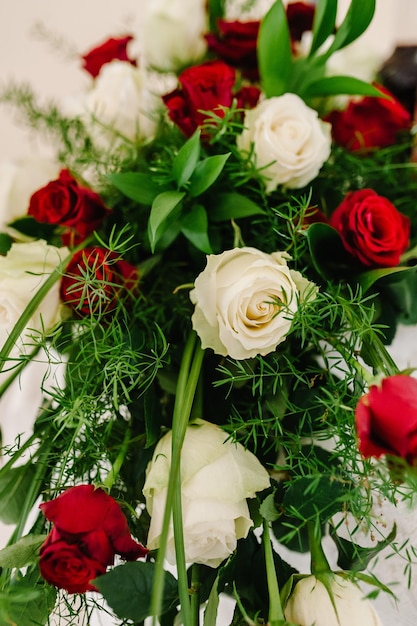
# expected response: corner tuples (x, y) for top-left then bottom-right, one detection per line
(262, 518), (286, 625)
(149, 330), (204, 626)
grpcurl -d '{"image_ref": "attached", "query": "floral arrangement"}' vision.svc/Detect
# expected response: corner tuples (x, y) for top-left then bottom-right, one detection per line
(0, 0), (417, 624)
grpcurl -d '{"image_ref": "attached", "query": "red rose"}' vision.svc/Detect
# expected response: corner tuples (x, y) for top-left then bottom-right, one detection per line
(39, 528), (108, 593)
(163, 60), (236, 137)
(205, 20), (260, 79)
(81, 35), (137, 79)
(60, 247), (139, 316)
(327, 85), (411, 151)
(28, 170), (109, 246)
(39, 485), (148, 593)
(355, 375), (417, 465)
(329, 188), (410, 267)
(286, 2), (316, 41)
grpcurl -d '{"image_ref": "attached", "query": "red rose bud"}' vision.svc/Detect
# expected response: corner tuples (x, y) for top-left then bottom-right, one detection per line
(39, 485), (148, 593)
(286, 2), (316, 41)
(163, 60), (236, 137)
(28, 169), (109, 246)
(355, 375), (417, 465)
(330, 188), (410, 267)
(60, 247), (139, 317)
(205, 20), (260, 79)
(327, 85), (411, 151)
(81, 35), (137, 78)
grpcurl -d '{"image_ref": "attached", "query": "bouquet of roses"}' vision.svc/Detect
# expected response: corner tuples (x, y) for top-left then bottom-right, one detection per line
(0, 0), (417, 624)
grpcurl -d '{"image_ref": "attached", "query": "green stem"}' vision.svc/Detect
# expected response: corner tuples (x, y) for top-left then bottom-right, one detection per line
(173, 470), (192, 626)
(307, 520), (330, 575)
(102, 425), (132, 490)
(149, 331), (204, 625)
(190, 564), (200, 626)
(262, 519), (285, 625)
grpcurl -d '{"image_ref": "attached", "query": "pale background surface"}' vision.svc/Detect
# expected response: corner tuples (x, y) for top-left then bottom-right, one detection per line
(1, 1), (417, 625)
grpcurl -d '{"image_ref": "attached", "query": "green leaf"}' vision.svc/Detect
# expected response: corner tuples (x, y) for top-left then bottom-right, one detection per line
(108, 172), (162, 205)
(302, 75), (385, 99)
(306, 222), (352, 280)
(148, 190), (185, 253)
(210, 192), (266, 222)
(0, 535), (47, 569)
(181, 204), (213, 254)
(188, 153), (231, 197)
(357, 265), (415, 294)
(0, 233), (13, 255)
(324, 0), (376, 58)
(172, 130), (201, 188)
(94, 561), (178, 622)
(258, 0), (292, 97)
(259, 492), (280, 522)
(8, 216), (56, 240)
(203, 574), (221, 626)
(283, 475), (348, 524)
(309, 0), (338, 56)
(3, 570), (57, 626)
(330, 523), (396, 571)
(0, 464), (37, 524)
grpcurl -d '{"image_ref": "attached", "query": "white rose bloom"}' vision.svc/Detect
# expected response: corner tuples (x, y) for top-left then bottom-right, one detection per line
(0, 158), (59, 235)
(66, 61), (159, 149)
(143, 0), (208, 72)
(190, 247), (317, 360)
(284, 575), (383, 626)
(0, 240), (68, 361)
(237, 93), (332, 192)
(143, 419), (270, 568)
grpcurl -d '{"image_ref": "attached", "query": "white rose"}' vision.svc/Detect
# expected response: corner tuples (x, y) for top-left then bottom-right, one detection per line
(284, 575), (383, 626)
(237, 93), (332, 192)
(0, 158), (59, 235)
(66, 61), (159, 149)
(189, 246), (317, 360)
(143, 0), (208, 72)
(0, 240), (68, 361)
(143, 418), (270, 568)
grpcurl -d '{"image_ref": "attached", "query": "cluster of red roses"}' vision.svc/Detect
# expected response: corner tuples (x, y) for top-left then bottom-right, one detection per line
(28, 169), (139, 317)
(39, 485), (148, 593)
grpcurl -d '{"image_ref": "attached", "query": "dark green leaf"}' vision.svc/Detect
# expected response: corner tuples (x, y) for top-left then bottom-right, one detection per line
(309, 0), (338, 56)
(258, 0), (292, 97)
(302, 76), (385, 99)
(94, 561), (178, 622)
(172, 130), (201, 188)
(283, 475), (347, 524)
(324, 0), (376, 57)
(8, 217), (56, 240)
(0, 233), (13, 254)
(306, 222), (352, 280)
(188, 153), (231, 197)
(210, 193), (266, 222)
(181, 204), (213, 254)
(357, 265), (415, 294)
(0, 464), (37, 524)
(330, 523), (396, 571)
(0, 535), (47, 569)
(379, 268), (417, 325)
(108, 172), (162, 205)
(148, 190), (185, 252)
